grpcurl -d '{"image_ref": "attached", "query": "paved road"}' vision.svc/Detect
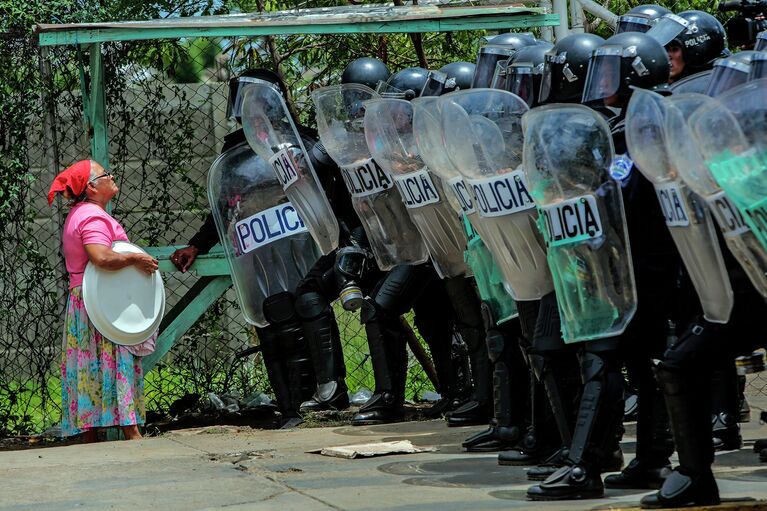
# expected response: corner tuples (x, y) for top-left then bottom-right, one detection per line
(1, 417), (767, 511)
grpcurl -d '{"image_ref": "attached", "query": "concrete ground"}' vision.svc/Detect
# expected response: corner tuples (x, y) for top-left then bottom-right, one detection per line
(1, 416), (767, 511)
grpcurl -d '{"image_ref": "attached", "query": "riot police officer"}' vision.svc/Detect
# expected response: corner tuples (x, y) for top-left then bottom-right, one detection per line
(499, 33), (607, 476)
(647, 10), (727, 83)
(528, 32), (674, 500)
(171, 69), (324, 425)
(352, 66), (488, 426)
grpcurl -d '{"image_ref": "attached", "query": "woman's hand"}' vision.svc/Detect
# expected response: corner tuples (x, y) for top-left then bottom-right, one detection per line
(131, 253), (159, 275)
(85, 244), (158, 275)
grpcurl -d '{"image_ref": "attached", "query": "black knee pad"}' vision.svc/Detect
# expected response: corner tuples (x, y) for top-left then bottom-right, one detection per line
(517, 299), (540, 342)
(662, 319), (722, 373)
(533, 293), (566, 352)
(295, 291), (330, 321)
(262, 291), (297, 325)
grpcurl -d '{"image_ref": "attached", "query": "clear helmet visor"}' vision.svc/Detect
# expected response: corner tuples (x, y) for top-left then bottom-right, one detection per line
(508, 65), (537, 106)
(227, 77), (281, 120)
(756, 32), (767, 51)
(539, 58), (555, 102)
(705, 60), (750, 97)
(491, 60), (511, 90)
(749, 54), (767, 82)
(472, 46), (515, 88)
(646, 14), (688, 46)
(421, 71), (449, 97)
(616, 14), (653, 34)
(581, 50), (622, 104)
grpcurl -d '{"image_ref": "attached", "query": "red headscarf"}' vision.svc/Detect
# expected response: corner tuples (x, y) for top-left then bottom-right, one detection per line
(47, 160), (93, 206)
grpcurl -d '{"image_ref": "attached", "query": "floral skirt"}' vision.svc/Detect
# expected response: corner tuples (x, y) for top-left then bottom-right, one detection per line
(60, 287), (145, 437)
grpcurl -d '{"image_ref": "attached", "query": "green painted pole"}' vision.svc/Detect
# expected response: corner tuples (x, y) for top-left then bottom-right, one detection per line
(142, 275), (233, 372)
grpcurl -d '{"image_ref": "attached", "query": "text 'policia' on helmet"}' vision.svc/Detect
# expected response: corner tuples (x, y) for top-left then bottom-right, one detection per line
(615, 4), (672, 33)
(341, 57), (391, 89)
(492, 43), (553, 106)
(376, 67), (430, 100)
(539, 33), (605, 103)
(226, 69), (284, 120)
(646, 11), (727, 71)
(706, 51), (761, 96)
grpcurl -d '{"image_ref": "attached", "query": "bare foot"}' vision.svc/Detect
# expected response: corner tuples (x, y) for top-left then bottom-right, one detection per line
(121, 425), (143, 440)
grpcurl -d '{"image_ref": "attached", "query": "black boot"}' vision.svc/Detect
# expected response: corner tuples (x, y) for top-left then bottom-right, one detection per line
(445, 278), (492, 427)
(606, 366), (672, 490)
(640, 359), (720, 509)
(710, 362), (742, 450)
(413, 285), (463, 418)
(295, 292), (349, 412)
(463, 318), (528, 451)
(258, 293), (316, 426)
(352, 307), (407, 426)
(498, 376), (560, 466)
(527, 344), (625, 501)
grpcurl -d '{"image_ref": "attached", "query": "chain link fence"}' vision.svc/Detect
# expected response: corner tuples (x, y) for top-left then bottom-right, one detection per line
(3, 26), (482, 437)
(3, 1), (767, 438)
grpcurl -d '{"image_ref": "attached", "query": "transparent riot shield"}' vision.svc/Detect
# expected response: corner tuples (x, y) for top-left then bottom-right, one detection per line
(522, 104), (636, 342)
(665, 93), (767, 300)
(363, 97), (468, 279)
(311, 84), (428, 270)
(413, 97), (477, 220)
(240, 83), (339, 255)
(690, 79), (767, 252)
(625, 89), (733, 323)
(440, 89), (553, 302)
(413, 96), (517, 318)
(208, 141), (320, 326)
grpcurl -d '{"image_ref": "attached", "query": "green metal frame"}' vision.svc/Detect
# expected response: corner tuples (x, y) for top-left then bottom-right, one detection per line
(38, 3), (559, 373)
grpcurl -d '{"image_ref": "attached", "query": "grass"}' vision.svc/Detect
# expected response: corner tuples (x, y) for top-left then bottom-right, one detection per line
(0, 306), (435, 437)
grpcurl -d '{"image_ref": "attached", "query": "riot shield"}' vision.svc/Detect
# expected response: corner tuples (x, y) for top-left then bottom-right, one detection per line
(665, 93), (767, 300)
(363, 98), (468, 279)
(690, 79), (767, 252)
(208, 141), (320, 326)
(413, 97), (477, 219)
(440, 89), (553, 302)
(625, 89), (733, 323)
(311, 84), (428, 270)
(240, 83), (339, 255)
(522, 104), (636, 342)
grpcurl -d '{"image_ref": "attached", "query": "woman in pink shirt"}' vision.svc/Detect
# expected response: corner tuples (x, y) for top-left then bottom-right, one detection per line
(48, 160), (158, 442)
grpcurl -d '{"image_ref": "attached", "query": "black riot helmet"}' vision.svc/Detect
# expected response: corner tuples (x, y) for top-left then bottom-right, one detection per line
(582, 32), (670, 106)
(483, 32), (539, 49)
(750, 52), (767, 81)
(473, 33), (537, 88)
(439, 61), (476, 90)
(669, 69), (713, 93)
(342, 57), (391, 89)
(756, 31), (767, 51)
(647, 11), (727, 73)
(500, 42), (554, 106)
(539, 33), (606, 103)
(378, 67), (430, 100)
(227, 69), (286, 122)
(705, 51), (760, 96)
(616, 4), (672, 34)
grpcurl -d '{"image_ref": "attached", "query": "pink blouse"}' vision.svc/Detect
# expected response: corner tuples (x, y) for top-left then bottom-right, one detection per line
(62, 202), (128, 289)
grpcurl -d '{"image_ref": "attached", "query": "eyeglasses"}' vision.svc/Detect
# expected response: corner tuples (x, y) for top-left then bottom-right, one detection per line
(89, 172), (113, 183)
